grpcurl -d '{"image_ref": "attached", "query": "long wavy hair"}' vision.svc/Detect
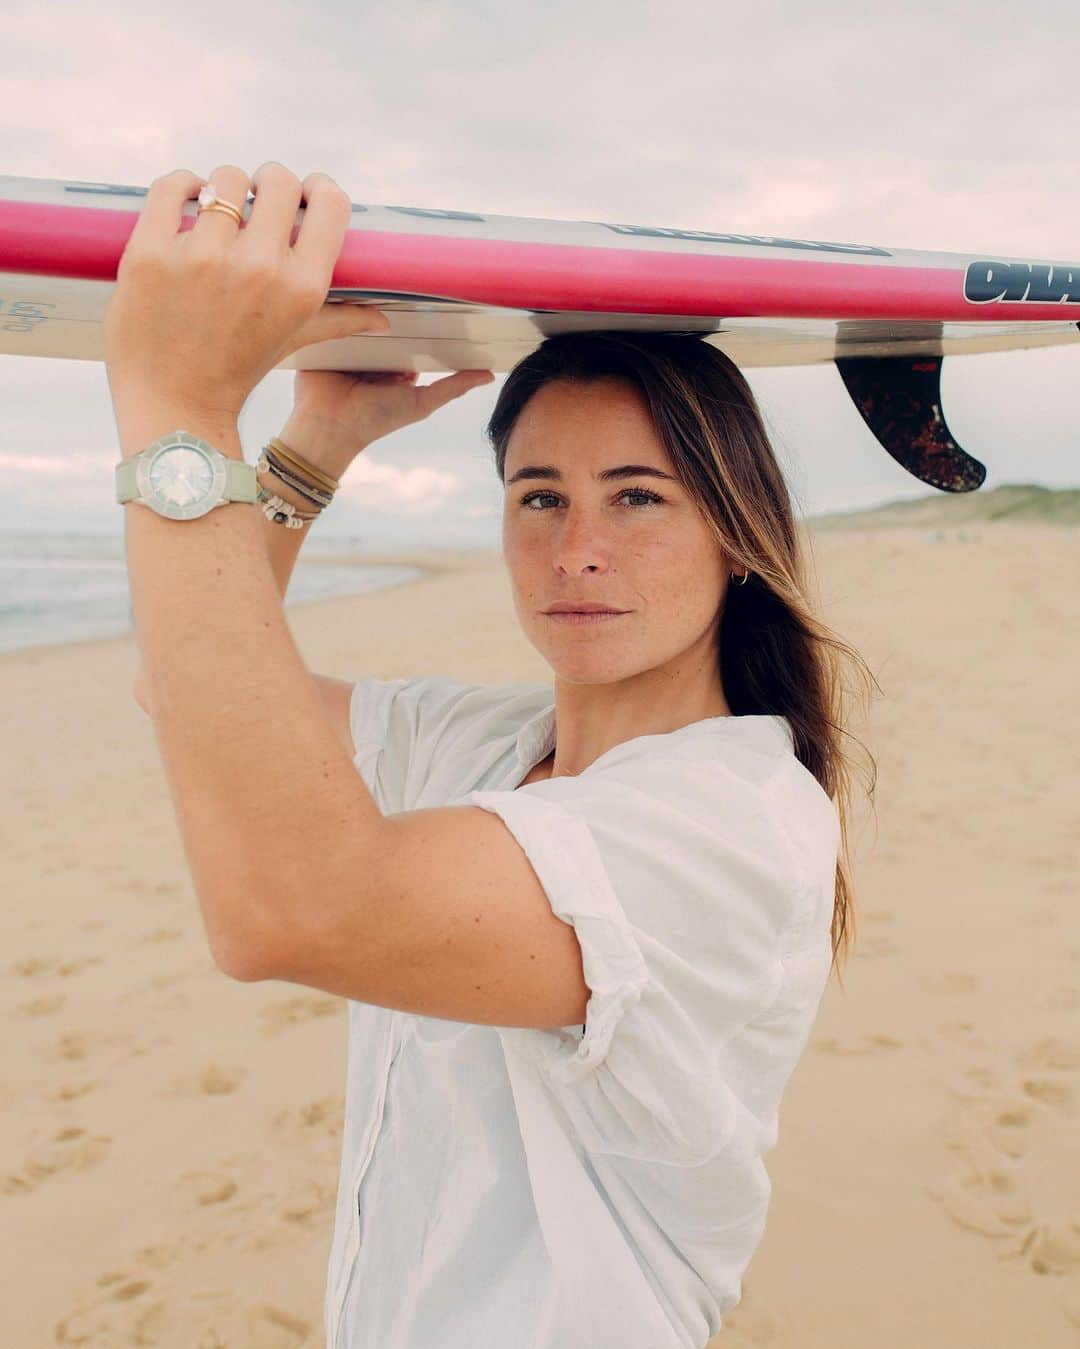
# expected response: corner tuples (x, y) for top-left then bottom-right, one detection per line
(485, 330), (879, 982)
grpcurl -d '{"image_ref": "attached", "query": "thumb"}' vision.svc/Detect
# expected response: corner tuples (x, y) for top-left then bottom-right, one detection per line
(285, 303), (391, 355)
(416, 369), (496, 414)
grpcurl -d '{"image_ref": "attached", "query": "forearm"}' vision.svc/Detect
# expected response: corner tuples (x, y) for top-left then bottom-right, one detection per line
(257, 416), (361, 599)
(121, 403), (385, 976)
(256, 462), (319, 600)
(132, 419), (362, 702)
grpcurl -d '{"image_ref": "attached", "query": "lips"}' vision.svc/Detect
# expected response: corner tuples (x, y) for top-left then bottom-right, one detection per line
(543, 604), (627, 614)
(543, 608), (630, 626)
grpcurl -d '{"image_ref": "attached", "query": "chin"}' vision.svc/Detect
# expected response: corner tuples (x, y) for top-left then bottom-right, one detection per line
(541, 651), (643, 685)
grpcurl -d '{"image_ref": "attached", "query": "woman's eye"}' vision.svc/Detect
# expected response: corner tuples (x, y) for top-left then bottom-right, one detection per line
(519, 488), (664, 510)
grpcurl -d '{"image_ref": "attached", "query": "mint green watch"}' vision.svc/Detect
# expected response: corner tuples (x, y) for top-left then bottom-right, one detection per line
(115, 430), (258, 521)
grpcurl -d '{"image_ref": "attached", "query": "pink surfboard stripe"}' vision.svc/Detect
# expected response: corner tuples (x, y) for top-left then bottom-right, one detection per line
(3, 199), (1080, 324)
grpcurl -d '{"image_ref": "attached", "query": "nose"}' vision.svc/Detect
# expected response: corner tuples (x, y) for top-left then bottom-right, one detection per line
(552, 505), (612, 576)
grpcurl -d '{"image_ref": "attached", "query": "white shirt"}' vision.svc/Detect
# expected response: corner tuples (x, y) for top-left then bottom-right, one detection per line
(326, 676), (840, 1349)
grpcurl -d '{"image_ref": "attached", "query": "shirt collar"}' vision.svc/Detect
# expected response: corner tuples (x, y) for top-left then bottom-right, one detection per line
(514, 699), (792, 768)
(514, 699), (558, 768)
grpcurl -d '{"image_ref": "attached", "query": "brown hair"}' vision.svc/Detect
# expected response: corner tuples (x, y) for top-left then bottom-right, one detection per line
(486, 331), (879, 982)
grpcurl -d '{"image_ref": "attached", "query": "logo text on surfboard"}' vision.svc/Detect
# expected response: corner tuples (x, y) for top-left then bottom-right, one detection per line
(601, 223), (891, 257)
(965, 261), (1080, 304)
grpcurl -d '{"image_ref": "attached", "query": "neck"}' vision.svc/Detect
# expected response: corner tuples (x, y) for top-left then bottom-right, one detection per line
(544, 662), (728, 781)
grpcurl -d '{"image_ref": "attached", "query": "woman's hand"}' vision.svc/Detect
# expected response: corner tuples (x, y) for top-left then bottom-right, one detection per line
(103, 162), (392, 435)
(279, 367), (496, 478)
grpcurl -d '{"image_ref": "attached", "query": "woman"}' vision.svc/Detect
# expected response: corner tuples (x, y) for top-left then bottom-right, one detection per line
(111, 163), (875, 1349)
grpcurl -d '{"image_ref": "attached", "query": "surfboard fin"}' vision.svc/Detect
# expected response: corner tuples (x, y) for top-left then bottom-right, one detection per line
(834, 355), (987, 492)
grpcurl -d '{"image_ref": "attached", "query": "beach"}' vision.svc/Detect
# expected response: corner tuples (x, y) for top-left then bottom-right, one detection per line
(3, 522), (1078, 1347)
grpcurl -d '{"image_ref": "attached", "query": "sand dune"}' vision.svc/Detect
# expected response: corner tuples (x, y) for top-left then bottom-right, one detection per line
(2, 521), (1077, 1347)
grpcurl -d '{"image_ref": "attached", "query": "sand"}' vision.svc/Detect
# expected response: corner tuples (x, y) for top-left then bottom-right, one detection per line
(3, 523), (1078, 1347)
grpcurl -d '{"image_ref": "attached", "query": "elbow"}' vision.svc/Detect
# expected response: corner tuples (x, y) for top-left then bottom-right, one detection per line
(208, 912), (280, 983)
(215, 948), (265, 982)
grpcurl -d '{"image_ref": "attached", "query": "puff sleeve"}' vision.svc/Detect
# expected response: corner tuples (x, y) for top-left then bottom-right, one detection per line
(457, 755), (809, 1167)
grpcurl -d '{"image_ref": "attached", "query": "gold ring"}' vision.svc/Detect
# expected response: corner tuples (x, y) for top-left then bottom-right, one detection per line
(196, 182), (245, 226)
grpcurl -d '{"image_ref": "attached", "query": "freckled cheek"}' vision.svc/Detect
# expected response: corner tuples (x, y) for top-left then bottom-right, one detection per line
(503, 527), (546, 610)
(505, 529), (546, 577)
(646, 540), (722, 623)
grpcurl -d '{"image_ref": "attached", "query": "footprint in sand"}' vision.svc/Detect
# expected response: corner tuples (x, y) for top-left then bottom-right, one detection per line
(270, 1093), (346, 1146)
(811, 1032), (904, 1056)
(167, 1063), (247, 1098)
(45, 1030), (113, 1064)
(929, 1034), (1080, 1327)
(56, 956), (105, 978)
(258, 993), (344, 1036)
(176, 1168), (240, 1207)
(277, 1173), (337, 1228)
(55, 1283), (312, 1348)
(49, 1079), (100, 1103)
(919, 1020), (997, 1056)
(13, 993), (67, 1018)
(10, 955), (56, 977)
(43, 1026), (171, 1067)
(0, 1124), (112, 1196)
(11, 954), (105, 979)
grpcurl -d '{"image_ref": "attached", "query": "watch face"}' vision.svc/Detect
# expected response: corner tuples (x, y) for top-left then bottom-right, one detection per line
(136, 435), (226, 519)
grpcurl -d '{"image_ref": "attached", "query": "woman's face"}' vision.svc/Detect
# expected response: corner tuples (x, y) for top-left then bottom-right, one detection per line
(501, 376), (730, 686)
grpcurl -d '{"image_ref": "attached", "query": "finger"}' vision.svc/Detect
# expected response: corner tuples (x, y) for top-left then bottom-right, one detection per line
(125, 169), (205, 252)
(244, 161), (302, 254)
(416, 370), (496, 413)
(291, 171), (352, 291)
(282, 301), (391, 355)
(189, 164), (251, 252)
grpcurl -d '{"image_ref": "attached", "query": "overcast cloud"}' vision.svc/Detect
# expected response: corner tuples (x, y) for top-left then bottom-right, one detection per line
(2, 0), (1077, 547)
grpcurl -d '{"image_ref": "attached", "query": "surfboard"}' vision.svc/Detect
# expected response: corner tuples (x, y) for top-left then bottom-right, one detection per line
(3, 173), (1078, 493)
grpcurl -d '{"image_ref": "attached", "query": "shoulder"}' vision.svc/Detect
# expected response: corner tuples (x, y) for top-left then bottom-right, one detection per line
(516, 718), (837, 929)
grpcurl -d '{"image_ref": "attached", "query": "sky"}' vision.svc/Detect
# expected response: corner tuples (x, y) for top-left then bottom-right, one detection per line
(2, 0), (1078, 549)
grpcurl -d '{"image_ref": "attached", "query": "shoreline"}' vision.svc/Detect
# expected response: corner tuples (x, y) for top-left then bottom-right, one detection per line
(0, 547), (503, 668)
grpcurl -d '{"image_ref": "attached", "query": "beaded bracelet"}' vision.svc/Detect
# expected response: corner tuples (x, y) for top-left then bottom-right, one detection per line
(255, 435), (341, 529)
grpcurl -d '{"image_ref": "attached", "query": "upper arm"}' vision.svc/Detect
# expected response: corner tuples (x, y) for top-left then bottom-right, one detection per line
(136, 670), (358, 765)
(311, 674), (356, 760)
(261, 800), (591, 1030)
(255, 754), (798, 1040)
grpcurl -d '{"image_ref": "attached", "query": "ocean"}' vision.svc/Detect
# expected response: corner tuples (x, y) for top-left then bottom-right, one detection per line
(0, 531), (425, 657)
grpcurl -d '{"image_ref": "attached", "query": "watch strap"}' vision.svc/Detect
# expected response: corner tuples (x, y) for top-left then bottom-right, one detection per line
(224, 457), (259, 503)
(115, 454), (139, 504)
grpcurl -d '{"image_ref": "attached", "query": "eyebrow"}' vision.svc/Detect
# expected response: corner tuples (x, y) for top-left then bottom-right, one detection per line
(505, 463), (680, 486)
